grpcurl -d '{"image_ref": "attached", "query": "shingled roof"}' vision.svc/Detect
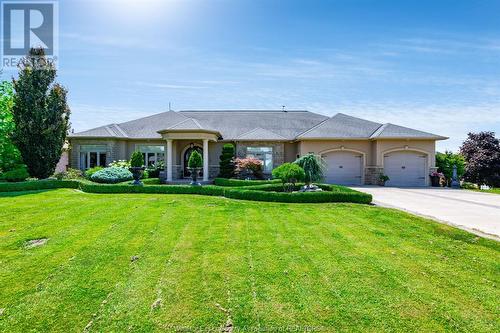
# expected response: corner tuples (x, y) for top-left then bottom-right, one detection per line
(70, 110), (447, 141)
(297, 113), (382, 139)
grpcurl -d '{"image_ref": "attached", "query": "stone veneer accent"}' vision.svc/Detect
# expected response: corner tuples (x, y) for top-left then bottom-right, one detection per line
(235, 142), (285, 175)
(364, 166), (384, 185)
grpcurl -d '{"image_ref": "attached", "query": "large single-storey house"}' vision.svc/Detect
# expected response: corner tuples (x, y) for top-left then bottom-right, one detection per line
(68, 110), (447, 186)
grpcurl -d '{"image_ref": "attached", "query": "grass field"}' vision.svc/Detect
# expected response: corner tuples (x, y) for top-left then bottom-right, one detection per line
(0, 189), (498, 332)
(480, 188), (500, 194)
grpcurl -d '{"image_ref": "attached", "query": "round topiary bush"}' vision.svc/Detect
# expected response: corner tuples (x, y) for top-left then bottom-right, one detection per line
(90, 167), (133, 184)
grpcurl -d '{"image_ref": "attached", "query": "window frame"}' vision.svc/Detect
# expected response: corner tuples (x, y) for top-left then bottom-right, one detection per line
(135, 145), (165, 167)
(246, 146), (273, 172)
(79, 145), (107, 169)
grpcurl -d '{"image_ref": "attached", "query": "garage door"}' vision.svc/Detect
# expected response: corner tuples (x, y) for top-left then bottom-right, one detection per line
(323, 151), (363, 185)
(384, 151), (427, 187)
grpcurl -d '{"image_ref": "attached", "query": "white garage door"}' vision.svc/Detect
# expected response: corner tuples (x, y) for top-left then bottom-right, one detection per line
(324, 151), (363, 185)
(384, 151), (427, 187)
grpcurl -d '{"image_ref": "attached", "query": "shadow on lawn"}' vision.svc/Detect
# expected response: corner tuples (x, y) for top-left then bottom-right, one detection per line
(0, 189), (57, 198)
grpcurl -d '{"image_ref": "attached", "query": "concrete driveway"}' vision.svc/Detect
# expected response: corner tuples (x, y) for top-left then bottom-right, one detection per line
(350, 186), (500, 240)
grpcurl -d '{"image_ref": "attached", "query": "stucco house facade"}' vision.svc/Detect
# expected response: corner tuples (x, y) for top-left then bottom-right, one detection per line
(68, 110), (447, 186)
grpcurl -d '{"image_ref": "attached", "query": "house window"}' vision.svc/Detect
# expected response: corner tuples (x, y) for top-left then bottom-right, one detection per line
(79, 145), (107, 169)
(246, 147), (273, 172)
(136, 145), (165, 167)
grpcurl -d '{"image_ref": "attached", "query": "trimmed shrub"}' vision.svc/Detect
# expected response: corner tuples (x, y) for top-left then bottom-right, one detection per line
(272, 163), (305, 192)
(0, 178), (371, 204)
(224, 188), (372, 204)
(188, 150), (203, 168)
(90, 167), (133, 184)
(84, 166), (104, 180)
(214, 178), (282, 187)
(130, 151), (144, 168)
(79, 183), (224, 196)
(218, 144), (235, 178)
(0, 164), (29, 182)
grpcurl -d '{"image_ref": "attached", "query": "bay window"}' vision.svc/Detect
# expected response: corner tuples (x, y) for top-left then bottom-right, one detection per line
(136, 145), (165, 167)
(80, 145), (107, 169)
(246, 146), (273, 172)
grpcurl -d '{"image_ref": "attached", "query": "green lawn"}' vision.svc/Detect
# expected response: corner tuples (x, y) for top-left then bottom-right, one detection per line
(480, 188), (500, 194)
(0, 190), (498, 332)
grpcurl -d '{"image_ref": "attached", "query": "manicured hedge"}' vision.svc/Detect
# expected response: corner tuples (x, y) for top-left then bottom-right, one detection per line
(0, 180), (79, 192)
(79, 183), (224, 196)
(223, 188), (372, 204)
(0, 179), (372, 204)
(214, 178), (282, 187)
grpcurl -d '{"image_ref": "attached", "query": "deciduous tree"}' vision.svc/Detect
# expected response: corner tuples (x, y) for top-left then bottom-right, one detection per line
(0, 81), (21, 173)
(435, 151), (465, 186)
(460, 132), (500, 187)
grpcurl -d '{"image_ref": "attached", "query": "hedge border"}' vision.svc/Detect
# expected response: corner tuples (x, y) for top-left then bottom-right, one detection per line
(0, 180), (372, 204)
(214, 178), (281, 187)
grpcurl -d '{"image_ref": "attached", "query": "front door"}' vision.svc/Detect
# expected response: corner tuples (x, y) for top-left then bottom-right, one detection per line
(183, 146), (203, 177)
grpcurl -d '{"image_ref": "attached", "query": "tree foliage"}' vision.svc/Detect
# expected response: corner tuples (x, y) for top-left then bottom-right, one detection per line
(435, 151), (465, 186)
(188, 150), (203, 168)
(459, 132), (500, 187)
(0, 81), (22, 173)
(218, 143), (235, 178)
(294, 153), (325, 185)
(272, 163), (305, 192)
(234, 157), (263, 179)
(12, 48), (71, 179)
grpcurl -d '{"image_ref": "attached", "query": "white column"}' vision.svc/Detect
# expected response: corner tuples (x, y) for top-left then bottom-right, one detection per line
(167, 139), (173, 182)
(203, 139), (209, 181)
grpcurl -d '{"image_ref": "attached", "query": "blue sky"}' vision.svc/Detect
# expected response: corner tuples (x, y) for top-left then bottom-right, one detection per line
(3, 0), (500, 151)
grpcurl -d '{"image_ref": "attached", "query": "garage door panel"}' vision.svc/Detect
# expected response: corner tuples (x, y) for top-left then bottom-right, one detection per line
(324, 151), (363, 185)
(384, 151), (426, 187)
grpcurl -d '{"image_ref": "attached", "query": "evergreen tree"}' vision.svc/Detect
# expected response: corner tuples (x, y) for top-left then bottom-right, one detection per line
(218, 143), (235, 178)
(12, 48), (71, 179)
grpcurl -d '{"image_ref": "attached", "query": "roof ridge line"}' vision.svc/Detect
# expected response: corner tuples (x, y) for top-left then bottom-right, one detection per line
(236, 127), (287, 140)
(191, 118), (203, 129)
(166, 117), (191, 129)
(118, 110), (189, 126)
(112, 123), (129, 137)
(104, 125), (117, 137)
(369, 123), (389, 139)
(295, 115), (334, 138)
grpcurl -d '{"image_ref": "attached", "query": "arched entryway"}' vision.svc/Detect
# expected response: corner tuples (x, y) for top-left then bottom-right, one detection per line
(183, 145), (203, 178)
